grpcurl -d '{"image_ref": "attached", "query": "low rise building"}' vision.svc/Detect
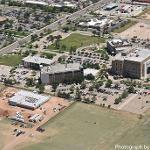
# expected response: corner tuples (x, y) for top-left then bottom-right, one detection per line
(24, 0), (48, 6)
(22, 56), (55, 70)
(112, 48), (150, 79)
(107, 39), (132, 55)
(104, 3), (118, 11)
(9, 90), (50, 110)
(41, 63), (84, 84)
(79, 17), (128, 34)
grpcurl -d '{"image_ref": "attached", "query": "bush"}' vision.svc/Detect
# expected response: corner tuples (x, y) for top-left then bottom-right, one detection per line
(121, 91), (129, 99)
(114, 97), (122, 104)
(105, 79), (112, 88)
(85, 74), (95, 80)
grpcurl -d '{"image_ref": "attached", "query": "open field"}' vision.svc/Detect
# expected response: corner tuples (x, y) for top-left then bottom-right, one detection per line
(119, 22), (150, 39)
(113, 20), (137, 33)
(0, 54), (23, 66)
(48, 33), (105, 52)
(0, 118), (13, 150)
(17, 102), (150, 150)
(137, 8), (150, 18)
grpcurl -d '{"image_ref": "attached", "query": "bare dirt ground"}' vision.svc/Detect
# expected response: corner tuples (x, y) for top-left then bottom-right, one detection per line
(138, 10), (150, 20)
(0, 87), (72, 150)
(119, 94), (150, 114)
(119, 22), (150, 39)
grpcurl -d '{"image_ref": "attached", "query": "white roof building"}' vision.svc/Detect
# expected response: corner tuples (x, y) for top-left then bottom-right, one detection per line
(9, 90), (50, 110)
(84, 68), (99, 76)
(79, 18), (113, 28)
(25, 0), (48, 6)
(22, 56), (55, 66)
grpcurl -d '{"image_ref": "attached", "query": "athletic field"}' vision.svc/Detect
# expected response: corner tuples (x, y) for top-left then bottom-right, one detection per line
(18, 102), (150, 150)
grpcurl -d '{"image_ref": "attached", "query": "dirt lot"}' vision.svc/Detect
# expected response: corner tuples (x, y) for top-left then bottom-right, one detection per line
(119, 22), (150, 39)
(0, 87), (72, 150)
(120, 94), (150, 114)
(0, 87), (71, 119)
(138, 9), (150, 20)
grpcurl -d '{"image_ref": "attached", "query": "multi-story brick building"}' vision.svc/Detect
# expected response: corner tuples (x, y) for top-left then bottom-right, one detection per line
(112, 48), (150, 79)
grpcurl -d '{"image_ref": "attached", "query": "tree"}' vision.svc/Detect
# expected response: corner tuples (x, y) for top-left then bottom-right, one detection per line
(128, 86), (136, 93)
(31, 34), (38, 42)
(69, 46), (76, 54)
(91, 95), (96, 103)
(62, 26), (69, 33)
(85, 74), (95, 80)
(54, 39), (60, 49)
(92, 30), (97, 36)
(121, 91), (128, 99)
(105, 79), (112, 88)
(89, 86), (94, 91)
(57, 91), (70, 99)
(75, 87), (81, 101)
(83, 97), (91, 104)
(114, 97), (122, 104)
(18, 26), (23, 32)
(80, 82), (86, 89)
(52, 82), (58, 92)
(61, 44), (66, 51)
(39, 84), (45, 93)
(35, 44), (39, 48)
(26, 78), (34, 87)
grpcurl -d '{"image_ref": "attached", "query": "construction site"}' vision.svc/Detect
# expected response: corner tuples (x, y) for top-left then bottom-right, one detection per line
(0, 87), (71, 129)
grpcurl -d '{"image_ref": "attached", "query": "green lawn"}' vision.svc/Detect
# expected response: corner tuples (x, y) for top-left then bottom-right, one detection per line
(3, 30), (30, 37)
(0, 54), (23, 66)
(113, 20), (137, 33)
(18, 102), (150, 150)
(48, 33), (105, 52)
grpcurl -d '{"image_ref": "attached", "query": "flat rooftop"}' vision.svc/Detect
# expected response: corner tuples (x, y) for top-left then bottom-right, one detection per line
(25, 0), (48, 5)
(23, 56), (54, 65)
(9, 90), (50, 109)
(108, 39), (132, 48)
(105, 3), (118, 9)
(114, 48), (150, 62)
(0, 16), (7, 22)
(42, 63), (82, 74)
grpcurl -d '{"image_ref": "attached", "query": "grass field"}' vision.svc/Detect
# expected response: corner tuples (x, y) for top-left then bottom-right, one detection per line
(113, 20), (137, 33)
(3, 29), (30, 37)
(48, 33), (105, 52)
(18, 103), (150, 150)
(0, 118), (12, 149)
(0, 54), (22, 66)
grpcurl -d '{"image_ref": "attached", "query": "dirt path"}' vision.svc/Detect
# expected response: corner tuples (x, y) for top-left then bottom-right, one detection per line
(117, 94), (137, 110)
